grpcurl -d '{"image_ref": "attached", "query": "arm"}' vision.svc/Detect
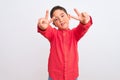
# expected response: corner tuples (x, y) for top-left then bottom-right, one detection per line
(71, 9), (93, 41)
(37, 10), (55, 42)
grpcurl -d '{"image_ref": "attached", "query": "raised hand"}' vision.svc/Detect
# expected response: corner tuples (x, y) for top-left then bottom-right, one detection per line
(38, 10), (54, 30)
(70, 8), (90, 24)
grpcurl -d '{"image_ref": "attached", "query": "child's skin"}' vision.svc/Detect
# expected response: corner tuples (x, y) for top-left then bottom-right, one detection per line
(38, 8), (90, 30)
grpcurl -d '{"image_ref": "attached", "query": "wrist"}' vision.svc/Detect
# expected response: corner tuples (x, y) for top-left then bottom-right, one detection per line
(80, 16), (90, 24)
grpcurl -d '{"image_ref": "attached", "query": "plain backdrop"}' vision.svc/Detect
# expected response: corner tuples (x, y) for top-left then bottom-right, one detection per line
(0, 0), (120, 80)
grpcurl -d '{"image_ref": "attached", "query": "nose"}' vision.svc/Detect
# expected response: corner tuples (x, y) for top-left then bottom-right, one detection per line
(59, 17), (63, 22)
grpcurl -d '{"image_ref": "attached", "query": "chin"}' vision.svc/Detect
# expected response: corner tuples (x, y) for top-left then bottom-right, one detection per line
(62, 27), (69, 30)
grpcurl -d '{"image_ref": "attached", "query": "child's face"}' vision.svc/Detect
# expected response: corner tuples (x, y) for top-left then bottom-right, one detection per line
(52, 9), (70, 30)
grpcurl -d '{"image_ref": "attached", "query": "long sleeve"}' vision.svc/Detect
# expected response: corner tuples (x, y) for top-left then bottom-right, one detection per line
(37, 25), (54, 42)
(72, 16), (93, 41)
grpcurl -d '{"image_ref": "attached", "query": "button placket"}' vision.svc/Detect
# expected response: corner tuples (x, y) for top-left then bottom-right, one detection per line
(62, 31), (68, 80)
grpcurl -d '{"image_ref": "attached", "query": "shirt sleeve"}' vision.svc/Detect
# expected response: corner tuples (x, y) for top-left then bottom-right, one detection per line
(73, 16), (93, 41)
(37, 25), (54, 42)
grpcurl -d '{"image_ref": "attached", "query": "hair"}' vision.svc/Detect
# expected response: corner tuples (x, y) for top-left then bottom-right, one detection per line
(50, 5), (68, 18)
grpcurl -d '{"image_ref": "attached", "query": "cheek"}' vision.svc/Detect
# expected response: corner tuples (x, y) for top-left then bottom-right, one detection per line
(53, 22), (60, 27)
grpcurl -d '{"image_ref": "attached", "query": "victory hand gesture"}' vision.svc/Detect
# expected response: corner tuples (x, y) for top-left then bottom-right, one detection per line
(71, 9), (90, 24)
(38, 10), (54, 30)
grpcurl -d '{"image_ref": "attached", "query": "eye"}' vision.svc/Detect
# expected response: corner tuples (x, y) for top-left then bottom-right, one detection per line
(61, 14), (64, 17)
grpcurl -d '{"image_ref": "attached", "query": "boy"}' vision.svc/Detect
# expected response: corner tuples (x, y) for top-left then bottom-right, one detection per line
(37, 5), (93, 80)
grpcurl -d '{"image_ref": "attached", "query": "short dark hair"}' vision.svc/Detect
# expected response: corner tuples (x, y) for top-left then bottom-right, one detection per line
(50, 5), (68, 18)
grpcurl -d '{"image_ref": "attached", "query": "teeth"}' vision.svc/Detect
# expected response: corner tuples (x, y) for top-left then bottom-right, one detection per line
(61, 23), (64, 26)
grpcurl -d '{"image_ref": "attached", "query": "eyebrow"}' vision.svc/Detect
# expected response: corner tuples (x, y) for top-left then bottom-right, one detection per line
(53, 13), (65, 18)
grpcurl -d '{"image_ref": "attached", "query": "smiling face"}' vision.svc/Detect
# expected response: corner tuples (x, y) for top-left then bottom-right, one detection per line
(52, 9), (70, 30)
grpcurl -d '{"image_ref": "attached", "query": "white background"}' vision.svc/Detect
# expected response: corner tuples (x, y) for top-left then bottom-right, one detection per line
(0, 0), (120, 80)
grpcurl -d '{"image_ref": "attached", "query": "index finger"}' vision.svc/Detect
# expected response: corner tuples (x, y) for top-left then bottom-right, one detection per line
(45, 10), (49, 19)
(70, 14), (79, 21)
(74, 8), (80, 16)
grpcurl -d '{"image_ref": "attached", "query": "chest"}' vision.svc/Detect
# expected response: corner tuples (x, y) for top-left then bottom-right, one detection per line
(52, 31), (76, 46)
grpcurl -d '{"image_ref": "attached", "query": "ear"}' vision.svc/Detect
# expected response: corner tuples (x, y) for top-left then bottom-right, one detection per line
(67, 14), (71, 20)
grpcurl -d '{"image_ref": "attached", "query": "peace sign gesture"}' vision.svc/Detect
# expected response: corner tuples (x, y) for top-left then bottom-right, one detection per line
(71, 9), (90, 24)
(38, 10), (54, 30)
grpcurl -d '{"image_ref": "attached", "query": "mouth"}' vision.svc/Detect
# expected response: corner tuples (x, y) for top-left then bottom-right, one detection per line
(61, 22), (65, 26)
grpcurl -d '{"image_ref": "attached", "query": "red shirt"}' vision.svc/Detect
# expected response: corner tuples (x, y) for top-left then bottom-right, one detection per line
(38, 17), (92, 80)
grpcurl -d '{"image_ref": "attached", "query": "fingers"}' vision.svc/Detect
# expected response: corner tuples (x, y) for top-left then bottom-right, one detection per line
(44, 10), (54, 23)
(38, 10), (55, 29)
(70, 15), (79, 21)
(73, 8), (89, 18)
(74, 8), (80, 16)
(45, 10), (49, 19)
(70, 8), (81, 21)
